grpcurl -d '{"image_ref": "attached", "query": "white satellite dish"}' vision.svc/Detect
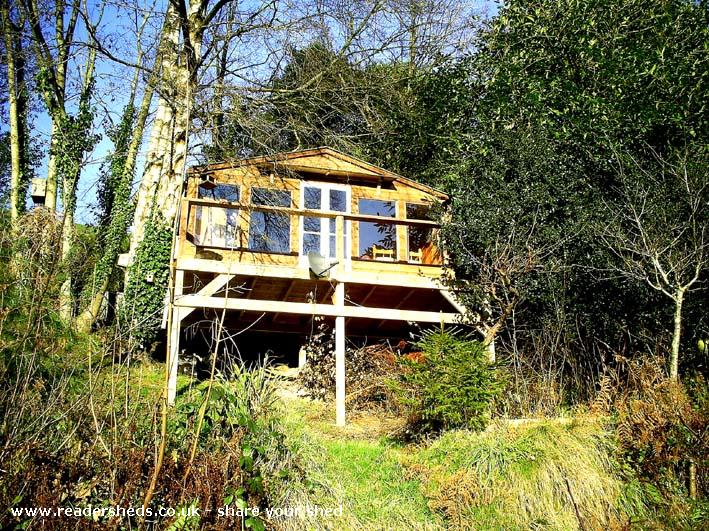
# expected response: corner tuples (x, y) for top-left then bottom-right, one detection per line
(308, 251), (339, 278)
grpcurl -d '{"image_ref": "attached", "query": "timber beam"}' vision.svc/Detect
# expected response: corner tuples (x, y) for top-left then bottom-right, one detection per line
(176, 257), (447, 289)
(174, 294), (461, 324)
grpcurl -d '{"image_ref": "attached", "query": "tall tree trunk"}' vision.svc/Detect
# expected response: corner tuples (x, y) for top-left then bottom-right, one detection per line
(45, 123), (59, 209)
(1, 5), (26, 223)
(23, 0), (81, 211)
(670, 288), (684, 380)
(128, 0), (208, 259)
(127, 6), (180, 263)
(58, 48), (97, 321)
(76, 28), (164, 331)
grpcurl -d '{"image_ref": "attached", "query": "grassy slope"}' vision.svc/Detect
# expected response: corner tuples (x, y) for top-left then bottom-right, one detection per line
(278, 395), (442, 530)
(278, 393), (648, 531)
(94, 362), (648, 530)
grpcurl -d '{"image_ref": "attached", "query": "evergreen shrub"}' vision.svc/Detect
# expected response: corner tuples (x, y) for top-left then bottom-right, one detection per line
(393, 328), (504, 434)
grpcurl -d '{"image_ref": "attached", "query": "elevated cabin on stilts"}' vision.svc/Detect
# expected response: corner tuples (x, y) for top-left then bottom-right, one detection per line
(167, 147), (465, 425)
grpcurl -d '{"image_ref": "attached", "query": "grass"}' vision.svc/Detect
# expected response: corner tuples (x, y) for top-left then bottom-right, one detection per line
(278, 392), (442, 530)
(408, 420), (649, 530)
(278, 392), (651, 531)
(77, 359), (653, 531)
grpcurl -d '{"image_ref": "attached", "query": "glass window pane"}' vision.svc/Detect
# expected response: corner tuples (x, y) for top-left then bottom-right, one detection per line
(408, 226), (432, 252)
(329, 235), (336, 258)
(358, 199), (396, 259)
(248, 211), (290, 253)
(304, 216), (320, 232)
(303, 233), (321, 254)
(199, 183), (240, 202)
(251, 187), (291, 207)
(408, 227), (442, 264)
(329, 189), (346, 212)
(329, 218), (336, 233)
(225, 210), (239, 247)
(196, 206), (240, 248)
(358, 221), (396, 259)
(406, 203), (433, 220)
(304, 187), (321, 209)
(359, 198), (395, 217)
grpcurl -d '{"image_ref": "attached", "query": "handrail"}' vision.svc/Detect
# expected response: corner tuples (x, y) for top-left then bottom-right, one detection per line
(182, 197), (440, 228)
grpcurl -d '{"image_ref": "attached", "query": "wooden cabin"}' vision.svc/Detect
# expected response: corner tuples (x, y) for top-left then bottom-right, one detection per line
(169, 147), (465, 425)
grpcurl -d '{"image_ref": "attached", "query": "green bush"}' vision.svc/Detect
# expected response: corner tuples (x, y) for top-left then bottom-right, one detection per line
(393, 328), (505, 434)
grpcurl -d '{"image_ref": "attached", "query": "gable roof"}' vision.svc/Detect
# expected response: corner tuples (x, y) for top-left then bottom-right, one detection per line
(190, 147), (448, 200)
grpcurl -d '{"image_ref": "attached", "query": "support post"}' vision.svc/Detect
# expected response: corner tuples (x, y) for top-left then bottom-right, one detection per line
(167, 307), (182, 405)
(334, 281), (346, 426)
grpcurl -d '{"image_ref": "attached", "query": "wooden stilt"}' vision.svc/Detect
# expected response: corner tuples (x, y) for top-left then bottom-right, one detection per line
(334, 282), (346, 426)
(167, 307), (182, 405)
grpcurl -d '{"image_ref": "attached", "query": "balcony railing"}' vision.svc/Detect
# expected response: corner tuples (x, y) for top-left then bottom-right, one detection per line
(179, 197), (443, 266)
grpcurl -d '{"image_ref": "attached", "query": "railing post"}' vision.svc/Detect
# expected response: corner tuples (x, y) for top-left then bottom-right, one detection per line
(335, 214), (345, 269)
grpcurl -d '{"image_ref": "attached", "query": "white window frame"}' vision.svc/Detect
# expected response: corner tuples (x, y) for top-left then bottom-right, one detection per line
(299, 181), (351, 268)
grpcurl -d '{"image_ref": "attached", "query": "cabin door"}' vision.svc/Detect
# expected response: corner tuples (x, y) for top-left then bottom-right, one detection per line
(300, 182), (351, 260)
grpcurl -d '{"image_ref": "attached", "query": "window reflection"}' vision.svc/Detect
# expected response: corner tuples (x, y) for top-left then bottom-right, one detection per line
(358, 199), (396, 260)
(405, 203), (441, 265)
(198, 183), (240, 202)
(194, 207), (240, 248)
(248, 188), (291, 253)
(194, 184), (240, 248)
(304, 187), (321, 209)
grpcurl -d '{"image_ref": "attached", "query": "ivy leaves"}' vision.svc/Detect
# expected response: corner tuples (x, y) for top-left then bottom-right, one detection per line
(121, 214), (172, 347)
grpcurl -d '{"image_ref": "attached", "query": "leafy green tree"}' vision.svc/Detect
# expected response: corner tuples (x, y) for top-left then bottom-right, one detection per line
(204, 43), (413, 162)
(430, 0), (709, 379)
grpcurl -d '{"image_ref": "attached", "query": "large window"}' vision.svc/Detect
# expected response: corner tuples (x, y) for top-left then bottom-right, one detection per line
(194, 184), (240, 247)
(406, 203), (441, 264)
(358, 199), (396, 260)
(301, 184), (349, 259)
(248, 188), (292, 253)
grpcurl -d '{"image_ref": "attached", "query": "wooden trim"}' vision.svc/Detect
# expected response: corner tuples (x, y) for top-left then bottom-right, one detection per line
(185, 197), (439, 227)
(335, 282), (346, 426)
(440, 290), (468, 314)
(271, 278), (297, 324)
(179, 273), (235, 321)
(174, 294), (461, 324)
(175, 257), (448, 288)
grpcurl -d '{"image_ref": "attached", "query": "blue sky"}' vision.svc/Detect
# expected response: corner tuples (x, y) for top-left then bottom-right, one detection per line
(10, 0), (498, 225)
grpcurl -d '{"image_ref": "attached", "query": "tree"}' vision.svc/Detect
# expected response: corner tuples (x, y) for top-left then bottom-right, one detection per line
(23, 0), (82, 211)
(422, 0), (709, 380)
(603, 148), (709, 379)
(76, 11), (166, 332)
(0, 3), (31, 223)
(200, 0), (479, 165)
(22, 0), (102, 320)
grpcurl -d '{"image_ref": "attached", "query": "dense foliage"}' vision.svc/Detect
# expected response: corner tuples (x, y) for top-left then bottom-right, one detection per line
(120, 214), (172, 347)
(409, 0), (709, 396)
